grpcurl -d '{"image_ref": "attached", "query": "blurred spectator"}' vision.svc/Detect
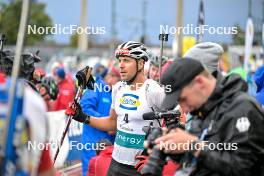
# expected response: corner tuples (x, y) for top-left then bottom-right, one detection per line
(51, 61), (63, 76)
(50, 67), (75, 111)
(247, 71), (257, 97)
(228, 66), (247, 80)
(254, 65), (264, 107)
(184, 42), (224, 74)
(0, 52), (55, 175)
(87, 139), (114, 176)
(36, 76), (59, 111)
(228, 55), (247, 81)
(148, 54), (168, 82)
(51, 62), (74, 86)
(80, 65), (120, 175)
(93, 63), (108, 79)
(32, 68), (46, 85)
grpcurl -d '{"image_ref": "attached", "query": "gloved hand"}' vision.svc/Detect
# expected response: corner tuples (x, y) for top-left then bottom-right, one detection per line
(65, 101), (90, 124)
(135, 155), (148, 172)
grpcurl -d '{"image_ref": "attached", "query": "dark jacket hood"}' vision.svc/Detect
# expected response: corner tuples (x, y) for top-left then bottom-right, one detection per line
(191, 73), (248, 117)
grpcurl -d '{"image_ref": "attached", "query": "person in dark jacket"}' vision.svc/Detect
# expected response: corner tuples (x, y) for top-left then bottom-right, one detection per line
(155, 58), (264, 176)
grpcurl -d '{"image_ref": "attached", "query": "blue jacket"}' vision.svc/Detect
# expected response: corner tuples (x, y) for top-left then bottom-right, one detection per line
(80, 77), (115, 175)
(254, 66), (264, 107)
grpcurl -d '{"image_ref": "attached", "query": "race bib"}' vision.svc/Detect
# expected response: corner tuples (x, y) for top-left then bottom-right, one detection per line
(115, 130), (145, 149)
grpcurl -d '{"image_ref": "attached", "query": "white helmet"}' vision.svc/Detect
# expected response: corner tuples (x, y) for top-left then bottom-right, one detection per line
(115, 41), (150, 61)
(149, 54), (168, 67)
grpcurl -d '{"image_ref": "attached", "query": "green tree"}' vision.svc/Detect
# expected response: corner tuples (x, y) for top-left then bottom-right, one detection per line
(70, 33), (102, 48)
(232, 24), (245, 45)
(0, 0), (53, 45)
(70, 32), (78, 48)
(232, 23), (261, 46)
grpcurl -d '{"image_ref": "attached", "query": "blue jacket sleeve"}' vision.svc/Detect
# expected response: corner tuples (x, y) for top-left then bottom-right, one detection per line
(80, 90), (101, 117)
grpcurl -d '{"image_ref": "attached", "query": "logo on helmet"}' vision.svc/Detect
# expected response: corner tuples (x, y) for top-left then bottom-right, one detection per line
(115, 48), (129, 56)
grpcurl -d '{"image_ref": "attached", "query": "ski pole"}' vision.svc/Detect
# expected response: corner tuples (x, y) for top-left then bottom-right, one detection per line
(53, 66), (94, 164)
(158, 34), (168, 84)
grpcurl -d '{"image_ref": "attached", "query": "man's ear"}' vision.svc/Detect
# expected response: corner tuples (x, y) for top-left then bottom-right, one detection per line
(194, 75), (206, 89)
(194, 75), (203, 83)
(138, 59), (144, 70)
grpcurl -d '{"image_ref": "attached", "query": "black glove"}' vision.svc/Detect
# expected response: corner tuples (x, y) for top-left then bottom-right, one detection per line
(65, 101), (90, 124)
(76, 66), (95, 89)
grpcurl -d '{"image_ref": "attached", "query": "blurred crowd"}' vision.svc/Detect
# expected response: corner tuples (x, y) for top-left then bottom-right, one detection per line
(1, 40), (264, 176)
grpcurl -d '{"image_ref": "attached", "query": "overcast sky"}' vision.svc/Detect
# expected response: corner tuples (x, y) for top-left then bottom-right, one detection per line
(39, 0), (262, 45)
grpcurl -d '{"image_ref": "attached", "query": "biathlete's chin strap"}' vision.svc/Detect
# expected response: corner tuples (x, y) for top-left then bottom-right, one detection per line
(126, 60), (144, 85)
